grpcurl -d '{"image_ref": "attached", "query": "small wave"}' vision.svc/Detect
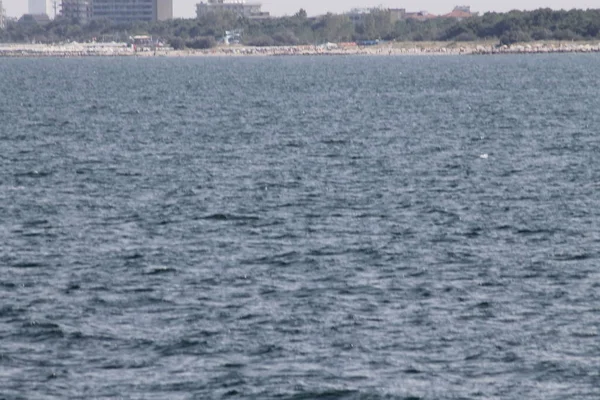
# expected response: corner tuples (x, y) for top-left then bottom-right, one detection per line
(129, 287), (154, 293)
(120, 109), (141, 115)
(201, 213), (259, 221)
(26, 119), (68, 128)
(145, 267), (177, 275)
(242, 251), (300, 267)
(22, 219), (49, 227)
(64, 283), (81, 294)
(115, 171), (143, 177)
(154, 339), (208, 357)
(0, 281), (17, 289)
(0, 305), (26, 318)
(463, 227), (482, 238)
(321, 139), (349, 145)
(11, 261), (44, 269)
(82, 104), (110, 112)
(123, 253), (144, 260)
(222, 362), (246, 369)
(515, 228), (555, 236)
(100, 360), (151, 370)
(251, 344), (283, 356)
(14, 170), (52, 178)
(570, 329), (598, 338)
(464, 352), (484, 361)
(474, 301), (492, 309)
(553, 252), (593, 261)
(287, 389), (360, 400)
(19, 321), (65, 341)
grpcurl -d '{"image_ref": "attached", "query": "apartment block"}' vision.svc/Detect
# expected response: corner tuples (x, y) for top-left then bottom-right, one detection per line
(92, 0), (173, 23)
(196, 0), (268, 19)
(61, 0), (172, 23)
(347, 7), (406, 26)
(61, 0), (92, 23)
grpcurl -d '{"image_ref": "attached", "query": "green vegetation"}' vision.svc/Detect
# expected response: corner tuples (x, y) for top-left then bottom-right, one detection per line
(1, 8), (600, 47)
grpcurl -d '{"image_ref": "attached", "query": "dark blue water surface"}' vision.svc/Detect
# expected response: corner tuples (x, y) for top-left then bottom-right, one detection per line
(1, 54), (600, 399)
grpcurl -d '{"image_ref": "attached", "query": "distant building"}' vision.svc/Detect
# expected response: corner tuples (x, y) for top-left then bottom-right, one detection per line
(444, 6), (477, 20)
(92, 0), (173, 22)
(196, 0), (269, 19)
(346, 4), (475, 24)
(60, 0), (172, 23)
(61, 0), (92, 23)
(453, 5), (472, 13)
(347, 7), (406, 26)
(0, 0), (5, 29)
(346, 8), (370, 25)
(389, 8), (406, 23)
(404, 11), (437, 21)
(29, 0), (51, 16)
(155, 0), (173, 21)
(19, 13), (52, 26)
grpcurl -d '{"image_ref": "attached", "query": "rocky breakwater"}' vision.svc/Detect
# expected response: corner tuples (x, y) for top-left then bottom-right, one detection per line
(3, 41), (600, 58)
(470, 42), (600, 55)
(207, 42), (600, 57)
(0, 43), (135, 57)
(183, 44), (469, 57)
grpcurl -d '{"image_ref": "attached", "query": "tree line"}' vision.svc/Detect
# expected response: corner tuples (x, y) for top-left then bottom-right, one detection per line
(1, 8), (599, 47)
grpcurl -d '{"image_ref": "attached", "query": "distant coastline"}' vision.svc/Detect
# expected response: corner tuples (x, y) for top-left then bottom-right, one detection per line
(1, 41), (599, 58)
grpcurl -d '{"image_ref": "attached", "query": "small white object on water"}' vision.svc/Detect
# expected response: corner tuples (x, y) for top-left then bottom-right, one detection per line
(479, 154), (488, 159)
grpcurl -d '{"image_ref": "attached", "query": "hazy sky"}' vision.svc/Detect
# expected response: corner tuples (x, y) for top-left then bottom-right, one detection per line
(3, 0), (598, 18)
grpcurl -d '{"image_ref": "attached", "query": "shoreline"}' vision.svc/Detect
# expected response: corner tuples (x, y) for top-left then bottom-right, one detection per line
(1, 41), (599, 58)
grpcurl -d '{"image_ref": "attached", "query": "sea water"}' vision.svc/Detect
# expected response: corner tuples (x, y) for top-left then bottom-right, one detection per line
(1, 55), (600, 399)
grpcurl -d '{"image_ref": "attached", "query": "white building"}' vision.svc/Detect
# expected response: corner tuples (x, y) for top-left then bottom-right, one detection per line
(29, 0), (51, 15)
(196, 0), (268, 19)
(0, 0), (5, 28)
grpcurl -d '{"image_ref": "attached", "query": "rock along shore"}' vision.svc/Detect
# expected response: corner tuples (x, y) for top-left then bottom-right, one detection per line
(1, 41), (599, 58)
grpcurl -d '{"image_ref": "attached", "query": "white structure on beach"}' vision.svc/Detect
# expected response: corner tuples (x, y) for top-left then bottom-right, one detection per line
(196, 0), (269, 19)
(29, 0), (52, 16)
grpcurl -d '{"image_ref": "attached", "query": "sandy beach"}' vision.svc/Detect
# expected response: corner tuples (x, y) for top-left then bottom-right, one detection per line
(1, 41), (599, 58)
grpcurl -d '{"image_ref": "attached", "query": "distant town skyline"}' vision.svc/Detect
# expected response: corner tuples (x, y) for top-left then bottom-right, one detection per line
(2, 0), (598, 19)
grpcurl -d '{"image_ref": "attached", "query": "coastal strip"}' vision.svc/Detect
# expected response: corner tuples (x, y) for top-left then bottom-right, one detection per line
(1, 41), (600, 58)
